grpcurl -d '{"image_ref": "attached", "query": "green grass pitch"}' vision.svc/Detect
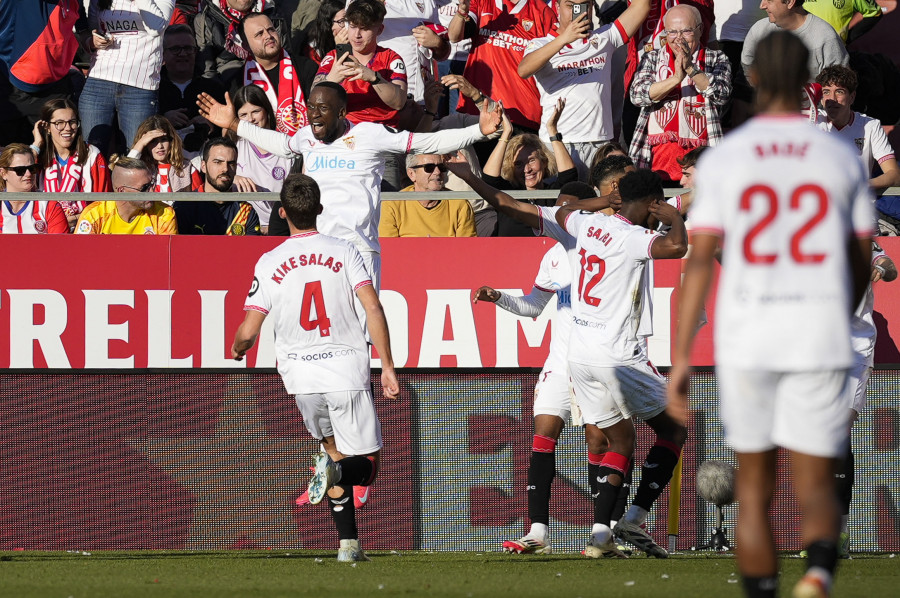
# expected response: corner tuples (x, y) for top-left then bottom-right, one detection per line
(2, 551), (898, 597)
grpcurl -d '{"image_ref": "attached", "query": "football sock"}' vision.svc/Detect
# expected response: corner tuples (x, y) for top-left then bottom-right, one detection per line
(592, 452), (629, 527)
(836, 446), (854, 517)
(624, 505), (649, 526)
(611, 457), (634, 523)
(337, 455), (376, 486)
(527, 435), (556, 527)
(328, 485), (358, 540)
(742, 576), (777, 598)
(805, 540), (838, 578)
(588, 452), (603, 507)
(633, 439), (682, 511)
(528, 523), (549, 542)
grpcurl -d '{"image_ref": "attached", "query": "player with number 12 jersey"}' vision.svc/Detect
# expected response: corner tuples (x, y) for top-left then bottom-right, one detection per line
(244, 231), (373, 395)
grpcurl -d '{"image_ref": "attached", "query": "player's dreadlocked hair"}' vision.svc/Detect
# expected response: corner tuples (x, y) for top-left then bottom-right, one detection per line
(618, 169), (664, 204)
(280, 173), (323, 230)
(752, 31), (809, 112)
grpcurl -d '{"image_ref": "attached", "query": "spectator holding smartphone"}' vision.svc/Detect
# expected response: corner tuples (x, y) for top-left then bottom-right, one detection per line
(80, 0), (176, 154)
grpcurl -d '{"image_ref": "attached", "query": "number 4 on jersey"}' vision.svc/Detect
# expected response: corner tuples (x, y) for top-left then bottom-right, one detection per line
(300, 281), (332, 337)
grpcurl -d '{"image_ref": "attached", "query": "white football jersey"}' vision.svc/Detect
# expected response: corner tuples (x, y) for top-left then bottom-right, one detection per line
(244, 231), (373, 394)
(691, 115), (874, 370)
(238, 120), (484, 254)
(851, 245), (887, 365)
(816, 109), (895, 175)
(563, 211), (661, 366)
(533, 242), (573, 375)
(524, 22), (626, 143)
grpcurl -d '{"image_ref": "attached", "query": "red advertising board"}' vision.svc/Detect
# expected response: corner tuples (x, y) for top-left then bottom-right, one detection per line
(1, 236), (899, 369)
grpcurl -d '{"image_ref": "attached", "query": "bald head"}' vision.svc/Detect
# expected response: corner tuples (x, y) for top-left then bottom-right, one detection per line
(664, 4), (702, 29)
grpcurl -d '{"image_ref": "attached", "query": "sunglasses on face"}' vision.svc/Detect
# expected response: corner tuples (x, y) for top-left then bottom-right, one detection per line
(120, 182), (155, 193)
(6, 164), (41, 176)
(411, 163), (448, 174)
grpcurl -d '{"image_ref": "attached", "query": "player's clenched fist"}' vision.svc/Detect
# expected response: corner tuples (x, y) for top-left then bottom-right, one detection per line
(473, 286), (501, 303)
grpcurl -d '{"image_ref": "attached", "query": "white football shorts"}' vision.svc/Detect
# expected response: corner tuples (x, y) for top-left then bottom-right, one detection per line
(848, 362), (871, 414)
(717, 367), (853, 458)
(568, 360), (667, 428)
(533, 369), (573, 422)
(294, 389), (383, 455)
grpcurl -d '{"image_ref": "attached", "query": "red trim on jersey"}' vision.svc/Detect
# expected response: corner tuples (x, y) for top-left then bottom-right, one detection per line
(245, 305), (269, 315)
(647, 234), (658, 259)
(289, 231), (319, 238)
(354, 280), (373, 291)
(613, 213), (633, 225)
(877, 154), (895, 164)
(563, 210), (577, 231)
(405, 132), (413, 154)
(533, 283), (555, 293)
(856, 230), (875, 239)
(613, 19), (629, 43)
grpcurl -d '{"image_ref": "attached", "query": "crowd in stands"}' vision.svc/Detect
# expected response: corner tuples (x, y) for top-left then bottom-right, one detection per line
(0, 0), (898, 237)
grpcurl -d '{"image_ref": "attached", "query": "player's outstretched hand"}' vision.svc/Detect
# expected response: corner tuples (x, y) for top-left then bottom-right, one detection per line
(649, 198), (680, 226)
(197, 92), (238, 132)
(381, 368), (400, 400)
(666, 362), (690, 426)
(472, 286), (500, 303)
(444, 151), (473, 178)
(478, 98), (503, 136)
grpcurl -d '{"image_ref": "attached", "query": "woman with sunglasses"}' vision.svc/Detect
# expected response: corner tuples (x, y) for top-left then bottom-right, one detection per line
(32, 98), (112, 230)
(231, 85), (297, 233)
(0, 144), (69, 234)
(127, 114), (202, 193)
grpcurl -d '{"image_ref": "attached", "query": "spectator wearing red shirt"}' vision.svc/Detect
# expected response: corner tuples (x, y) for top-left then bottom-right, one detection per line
(448, 0), (556, 132)
(315, 0), (407, 129)
(0, 144), (69, 235)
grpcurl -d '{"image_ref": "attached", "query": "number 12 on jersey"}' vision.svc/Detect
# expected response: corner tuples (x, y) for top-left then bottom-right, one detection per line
(578, 248), (606, 306)
(300, 280), (332, 337)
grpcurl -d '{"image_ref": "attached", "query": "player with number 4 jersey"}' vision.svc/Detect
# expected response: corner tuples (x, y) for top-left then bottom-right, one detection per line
(233, 174), (399, 563)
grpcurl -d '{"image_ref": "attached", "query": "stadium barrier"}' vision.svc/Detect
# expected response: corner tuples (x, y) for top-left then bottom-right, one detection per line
(1, 234), (898, 553)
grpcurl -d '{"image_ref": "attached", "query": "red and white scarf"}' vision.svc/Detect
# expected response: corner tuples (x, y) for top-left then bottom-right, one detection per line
(647, 44), (708, 148)
(218, 0), (262, 61)
(243, 50), (308, 134)
(43, 154), (88, 217)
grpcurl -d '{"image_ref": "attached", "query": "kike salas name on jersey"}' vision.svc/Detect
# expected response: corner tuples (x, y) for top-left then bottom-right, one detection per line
(268, 252), (345, 284)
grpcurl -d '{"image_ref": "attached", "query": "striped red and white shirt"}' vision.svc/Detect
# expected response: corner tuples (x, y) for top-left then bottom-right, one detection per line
(87, 0), (175, 90)
(1, 200), (69, 234)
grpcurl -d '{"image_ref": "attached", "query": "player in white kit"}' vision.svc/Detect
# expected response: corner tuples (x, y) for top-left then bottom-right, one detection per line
(551, 170), (688, 558)
(232, 174), (400, 563)
(669, 31), (874, 598)
(198, 82), (501, 288)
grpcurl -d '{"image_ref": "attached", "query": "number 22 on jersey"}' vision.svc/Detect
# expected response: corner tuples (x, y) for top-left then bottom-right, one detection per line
(300, 280), (332, 336)
(740, 183), (829, 265)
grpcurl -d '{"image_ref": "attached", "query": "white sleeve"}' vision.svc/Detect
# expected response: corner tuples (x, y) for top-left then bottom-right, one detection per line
(244, 259), (273, 315)
(536, 206), (571, 244)
(409, 125), (486, 155)
(868, 119), (896, 163)
(495, 287), (555, 318)
(687, 153), (725, 235)
(562, 210), (589, 238)
(622, 227), (661, 261)
(136, 0), (176, 33)
(237, 120), (295, 158)
(850, 161), (876, 237)
(523, 35), (550, 57)
(345, 244), (373, 290)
